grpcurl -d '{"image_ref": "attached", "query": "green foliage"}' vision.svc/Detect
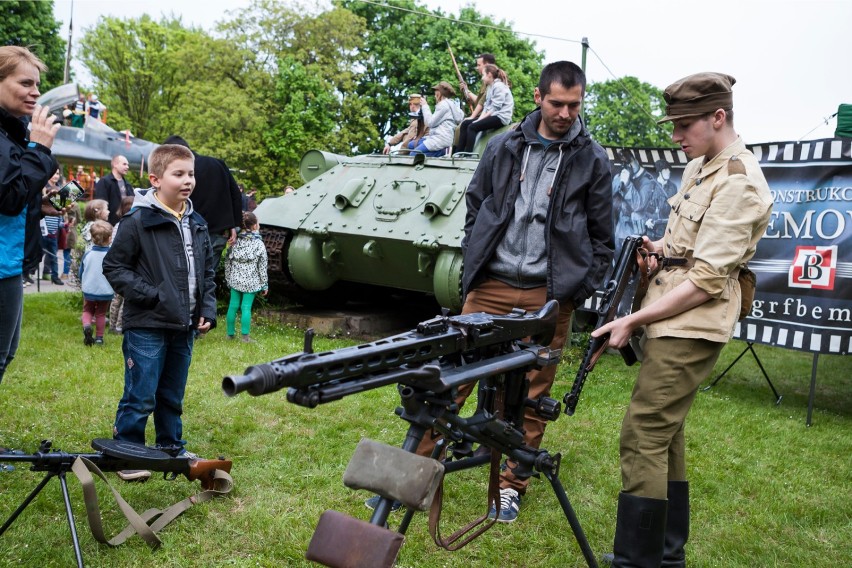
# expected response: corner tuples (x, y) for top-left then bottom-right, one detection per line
(339, 0), (543, 145)
(264, 55), (337, 174)
(220, 0), (378, 181)
(585, 76), (676, 147)
(1, 292), (850, 566)
(0, 0), (66, 89)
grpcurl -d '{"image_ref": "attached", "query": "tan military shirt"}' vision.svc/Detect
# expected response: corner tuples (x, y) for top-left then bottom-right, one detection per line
(643, 137), (773, 342)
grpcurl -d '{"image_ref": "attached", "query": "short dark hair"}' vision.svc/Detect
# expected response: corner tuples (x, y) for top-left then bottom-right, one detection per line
(119, 196), (135, 217)
(538, 61), (586, 96)
(477, 53), (496, 65)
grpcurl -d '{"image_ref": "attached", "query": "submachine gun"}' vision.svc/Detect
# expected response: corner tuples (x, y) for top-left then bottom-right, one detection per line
(564, 235), (651, 416)
(224, 300), (600, 568)
(0, 439), (232, 568)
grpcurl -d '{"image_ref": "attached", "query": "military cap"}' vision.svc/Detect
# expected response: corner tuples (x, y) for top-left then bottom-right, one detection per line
(657, 72), (736, 124)
(431, 81), (456, 99)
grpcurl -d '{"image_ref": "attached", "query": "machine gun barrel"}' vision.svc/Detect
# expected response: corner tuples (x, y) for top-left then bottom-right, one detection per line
(223, 300), (560, 401)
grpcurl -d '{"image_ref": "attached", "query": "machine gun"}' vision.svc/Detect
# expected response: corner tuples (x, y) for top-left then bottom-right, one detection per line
(224, 301), (599, 568)
(1, 439), (232, 568)
(0, 439), (230, 488)
(564, 235), (648, 416)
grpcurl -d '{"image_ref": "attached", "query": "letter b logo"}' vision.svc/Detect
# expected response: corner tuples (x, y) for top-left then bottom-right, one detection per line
(789, 246), (837, 290)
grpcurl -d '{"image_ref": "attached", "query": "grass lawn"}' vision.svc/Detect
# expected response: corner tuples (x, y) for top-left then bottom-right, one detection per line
(1, 292), (849, 567)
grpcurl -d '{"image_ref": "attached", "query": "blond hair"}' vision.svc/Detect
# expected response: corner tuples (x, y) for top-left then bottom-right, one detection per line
(148, 144), (193, 178)
(0, 46), (47, 82)
(90, 220), (113, 246)
(84, 199), (108, 222)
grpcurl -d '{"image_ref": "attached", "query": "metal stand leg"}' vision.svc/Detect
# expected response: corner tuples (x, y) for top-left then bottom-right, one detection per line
(58, 471), (85, 568)
(543, 468), (598, 568)
(806, 353), (819, 427)
(0, 471), (85, 568)
(0, 472), (54, 535)
(703, 342), (782, 405)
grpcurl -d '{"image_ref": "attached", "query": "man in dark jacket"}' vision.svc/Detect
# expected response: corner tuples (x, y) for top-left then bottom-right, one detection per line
(163, 135), (242, 266)
(94, 154), (133, 225)
(415, 61), (614, 522)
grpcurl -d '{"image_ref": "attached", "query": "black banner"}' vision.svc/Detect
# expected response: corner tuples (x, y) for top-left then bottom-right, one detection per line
(599, 138), (852, 356)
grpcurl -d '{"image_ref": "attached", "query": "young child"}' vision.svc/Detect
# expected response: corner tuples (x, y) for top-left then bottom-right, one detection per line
(103, 144), (217, 481)
(79, 220), (114, 346)
(107, 196), (136, 335)
(81, 199), (109, 252)
(224, 211), (268, 342)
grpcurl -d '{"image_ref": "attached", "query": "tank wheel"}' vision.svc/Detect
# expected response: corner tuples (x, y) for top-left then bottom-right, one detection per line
(261, 226), (351, 308)
(432, 249), (463, 313)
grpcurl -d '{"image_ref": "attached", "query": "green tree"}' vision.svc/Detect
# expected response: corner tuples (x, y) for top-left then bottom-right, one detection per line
(264, 56), (337, 183)
(220, 0), (379, 158)
(584, 76), (675, 147)
(338, 0), (544, 146)
(78, 16), (218, 140)
(0, 0), (66, 89)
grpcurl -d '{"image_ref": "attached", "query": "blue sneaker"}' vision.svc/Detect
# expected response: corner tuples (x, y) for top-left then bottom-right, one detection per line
(488, 488), (521, 523)
(364, 495), (403, 512)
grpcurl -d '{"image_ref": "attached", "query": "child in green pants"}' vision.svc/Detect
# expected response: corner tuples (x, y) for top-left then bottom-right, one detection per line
(224, 212), (268, 342)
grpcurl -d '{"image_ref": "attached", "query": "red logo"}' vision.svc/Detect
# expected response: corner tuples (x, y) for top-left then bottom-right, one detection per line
(789, 245), (837, 290)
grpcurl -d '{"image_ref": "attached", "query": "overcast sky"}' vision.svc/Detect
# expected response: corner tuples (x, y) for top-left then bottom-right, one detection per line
(53, 0), (851, 144)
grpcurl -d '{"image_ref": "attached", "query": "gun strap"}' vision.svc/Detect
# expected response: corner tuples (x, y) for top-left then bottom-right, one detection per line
(70, 457), (234, 549)
(427, 390), (503, 550)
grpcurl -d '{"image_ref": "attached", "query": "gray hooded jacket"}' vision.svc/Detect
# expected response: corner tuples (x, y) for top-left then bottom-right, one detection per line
(462, 108), (614, 307)
(104, 188), (217, 331)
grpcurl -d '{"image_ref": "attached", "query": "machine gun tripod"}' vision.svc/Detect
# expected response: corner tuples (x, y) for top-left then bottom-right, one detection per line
(224, 301), (598, 567)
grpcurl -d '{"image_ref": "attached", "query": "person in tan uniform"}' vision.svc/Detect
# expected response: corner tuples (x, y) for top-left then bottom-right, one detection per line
(594, 72), (773, 567)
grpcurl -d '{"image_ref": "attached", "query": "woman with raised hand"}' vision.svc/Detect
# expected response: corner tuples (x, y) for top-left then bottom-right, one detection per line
(0, 46), (61, 384)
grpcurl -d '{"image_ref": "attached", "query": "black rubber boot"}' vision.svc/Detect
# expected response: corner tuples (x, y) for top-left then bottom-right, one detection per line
(661, 481), (689, 567)
(611, 491), (667, 568)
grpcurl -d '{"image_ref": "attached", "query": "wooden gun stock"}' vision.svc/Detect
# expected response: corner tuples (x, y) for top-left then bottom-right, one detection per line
(187, 458), (232, 490)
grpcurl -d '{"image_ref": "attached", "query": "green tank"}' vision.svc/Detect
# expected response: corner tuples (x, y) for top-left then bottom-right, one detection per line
(254, 133), (507, 312)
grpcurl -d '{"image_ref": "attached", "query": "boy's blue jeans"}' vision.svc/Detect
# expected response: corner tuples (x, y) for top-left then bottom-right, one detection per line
(114, 328), (195, 451)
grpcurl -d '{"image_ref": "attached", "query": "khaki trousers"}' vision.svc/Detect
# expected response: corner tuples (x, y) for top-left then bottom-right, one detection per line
(620, 337), (723, 499)
(416, 278), (574, 493)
